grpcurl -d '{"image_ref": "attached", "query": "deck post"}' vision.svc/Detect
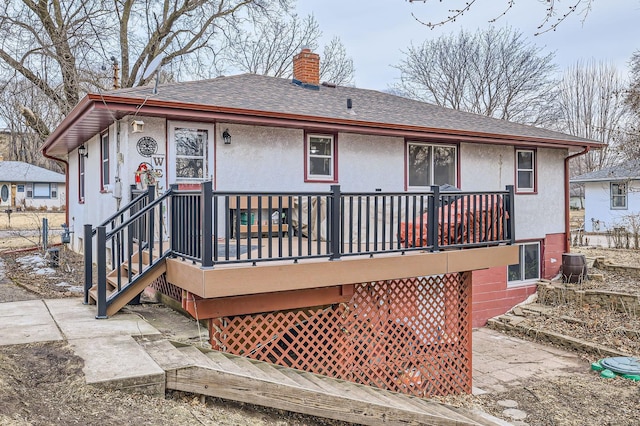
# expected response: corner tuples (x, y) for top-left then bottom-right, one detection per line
(428, 185), (440, 252)
(169, 184), (178, 253)
(96, 226), (108, 319)
(329, 185), (341, 261)
(201, 181), (213, 267)
(505, 185), (515, 244)
(147, 186), (155, 262)
(83, 224), (93, 305)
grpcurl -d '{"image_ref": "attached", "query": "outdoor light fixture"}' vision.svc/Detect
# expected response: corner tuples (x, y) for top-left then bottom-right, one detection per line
(222, 129), (231, 145)
(78, 145), (88, 158)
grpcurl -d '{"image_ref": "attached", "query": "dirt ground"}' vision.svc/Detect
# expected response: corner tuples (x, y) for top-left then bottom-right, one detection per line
(1, 246), (639, 425)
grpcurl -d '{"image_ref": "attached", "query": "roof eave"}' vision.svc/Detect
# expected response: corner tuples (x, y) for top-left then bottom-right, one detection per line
(43, 93), (605, 156)
(571, 177), (640, 183)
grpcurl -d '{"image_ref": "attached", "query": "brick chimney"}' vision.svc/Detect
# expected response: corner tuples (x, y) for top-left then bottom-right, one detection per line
(293, 48), (320, 87)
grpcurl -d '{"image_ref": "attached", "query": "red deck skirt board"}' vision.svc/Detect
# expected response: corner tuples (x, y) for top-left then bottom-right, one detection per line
(470, 233), (565, 328)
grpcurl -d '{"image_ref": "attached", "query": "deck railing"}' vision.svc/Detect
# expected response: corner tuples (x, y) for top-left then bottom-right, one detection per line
(171, 182), (515, 266)
(85, 182), (514, 316)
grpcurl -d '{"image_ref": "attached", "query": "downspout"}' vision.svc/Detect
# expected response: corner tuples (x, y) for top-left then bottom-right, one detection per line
(42, 149), (69, 226)
(564, 146), (590, 253)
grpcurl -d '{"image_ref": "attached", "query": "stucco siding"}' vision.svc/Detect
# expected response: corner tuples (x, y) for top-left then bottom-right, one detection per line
(460, 143), (514, 191)
(514, 148), (566, 239)
(215, 124), (304, 191)
(460, 145), (566, 240)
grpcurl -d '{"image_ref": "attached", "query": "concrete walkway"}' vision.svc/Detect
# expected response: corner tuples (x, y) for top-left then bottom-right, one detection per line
(472, 328), (583, 395)
(0, 297), (589, 426)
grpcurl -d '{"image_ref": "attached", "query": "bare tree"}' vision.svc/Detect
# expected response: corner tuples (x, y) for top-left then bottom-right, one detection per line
(628, 51), (640, 114)
(0, 78), (62, 171)
(555, 60), (630, 174)
(408, 0), (595, 35)
(0, 0), (270, 141)
(393, 27), (558, 126)
(222, 13), (354, 86)
(319, 37), (354, 86)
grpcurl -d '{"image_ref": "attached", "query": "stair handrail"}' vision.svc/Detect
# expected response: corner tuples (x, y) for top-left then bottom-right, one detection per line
(104, 189), (173, 238)
(94, 187), (176, 318)
(91, 188), (153, 236)
(84, 187), (155, 304)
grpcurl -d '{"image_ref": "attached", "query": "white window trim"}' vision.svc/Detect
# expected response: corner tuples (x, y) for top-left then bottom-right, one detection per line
(168, 121), (215, 184)
(507, 242), (541, 287)
(516, 149), (536, 193)
(306, 134), (335, 181)
(610, 182), (628, 210)
(406, 142), (458, 190)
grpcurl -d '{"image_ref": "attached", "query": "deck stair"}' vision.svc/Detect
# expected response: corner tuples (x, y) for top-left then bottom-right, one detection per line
(88, 250), (167, 317)
(141, 339), (504, 426)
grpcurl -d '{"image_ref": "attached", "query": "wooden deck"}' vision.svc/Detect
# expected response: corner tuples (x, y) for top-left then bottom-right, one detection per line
(141, 339), (502, 426)
(166, 239), (519, 299)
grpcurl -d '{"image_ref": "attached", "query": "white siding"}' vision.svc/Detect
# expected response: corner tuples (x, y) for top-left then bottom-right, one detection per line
(583, 180), (640, 232)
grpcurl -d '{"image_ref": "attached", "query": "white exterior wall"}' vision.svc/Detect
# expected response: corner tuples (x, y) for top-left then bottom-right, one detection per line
(583, 180), (640, 232)
(215, 125), (405, 192)
(15, 187), (65, 210)
(460, 144), (566, 240)
(68, 116), (168, 251)
(66, 118), (570, 248)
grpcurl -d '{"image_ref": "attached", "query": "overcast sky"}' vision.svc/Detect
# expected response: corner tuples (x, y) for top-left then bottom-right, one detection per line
(297, 0), (639, 90)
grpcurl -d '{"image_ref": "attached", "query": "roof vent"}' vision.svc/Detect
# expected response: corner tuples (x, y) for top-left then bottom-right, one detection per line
(322, 81), (337, 88)
(347, 98), (353, 109)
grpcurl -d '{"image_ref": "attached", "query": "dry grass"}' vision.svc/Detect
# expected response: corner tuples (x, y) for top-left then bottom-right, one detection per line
(0, 211), (66, 231)
(0, 211), (66, 252)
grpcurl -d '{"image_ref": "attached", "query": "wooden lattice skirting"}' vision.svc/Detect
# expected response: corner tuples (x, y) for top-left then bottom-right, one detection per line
(209, 272), (472, 397)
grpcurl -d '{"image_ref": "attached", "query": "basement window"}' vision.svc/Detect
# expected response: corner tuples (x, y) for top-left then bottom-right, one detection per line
(508, 242), (540, 285)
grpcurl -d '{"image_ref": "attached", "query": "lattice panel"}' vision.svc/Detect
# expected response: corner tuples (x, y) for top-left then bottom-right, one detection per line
(211, 272), (472, 397)
(150, 274), (183, 302)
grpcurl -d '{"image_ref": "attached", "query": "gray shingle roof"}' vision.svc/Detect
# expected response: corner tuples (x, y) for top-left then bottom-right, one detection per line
(571, 159), (640, 182)
(0, 161), (65, 183)
(109, 73), (595, 145)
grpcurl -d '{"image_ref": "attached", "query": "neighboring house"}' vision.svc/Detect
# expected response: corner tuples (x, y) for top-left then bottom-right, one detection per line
(569, 183), (585, 210)
(0, 157), (65, 211)
(572, 159), (640, 232)
(41, 48), (601, 399)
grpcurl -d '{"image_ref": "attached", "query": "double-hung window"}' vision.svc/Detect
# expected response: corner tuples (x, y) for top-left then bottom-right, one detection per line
(406, 142), (457, 189)
(101, 132), (110, 190)
(610, 182), (627, 210)
(306, 134), (336, 182)
(516, 149), (536, 193)
(508, 242), (540, 285)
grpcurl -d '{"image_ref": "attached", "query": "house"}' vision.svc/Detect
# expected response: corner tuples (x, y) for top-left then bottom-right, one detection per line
(571, 159), (640, 233)
(0, 157), (65, 211)
(41, 48), (601, 397)
(569, 183), (584, 210)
